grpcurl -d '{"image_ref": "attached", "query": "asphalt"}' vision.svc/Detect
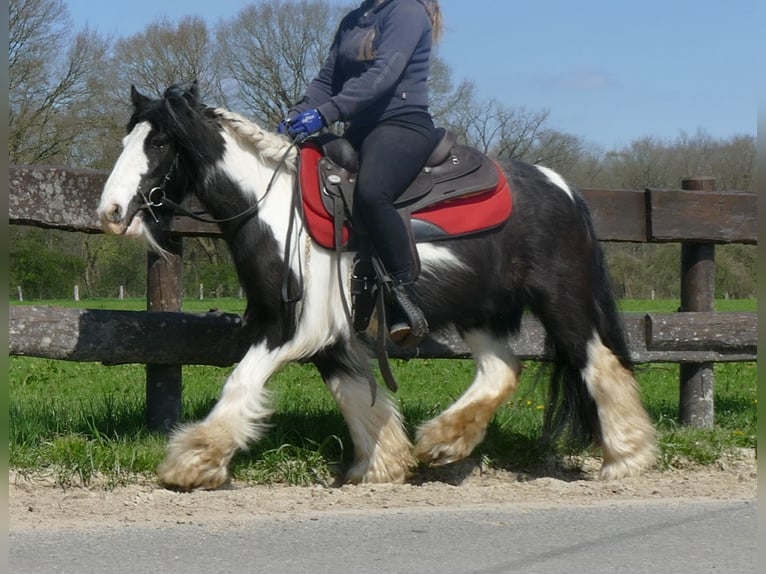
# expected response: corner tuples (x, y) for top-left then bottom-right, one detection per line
(10, 500), (756, 573)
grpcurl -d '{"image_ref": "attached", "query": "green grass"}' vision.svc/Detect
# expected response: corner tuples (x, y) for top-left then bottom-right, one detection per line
(11, 296), (756, 314)
(8, 298), (757, 488)
(11, 296), (247, 314)
(617, 299), (756, 313)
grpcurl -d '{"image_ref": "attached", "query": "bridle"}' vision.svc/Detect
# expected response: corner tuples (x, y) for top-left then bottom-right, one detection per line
(136, 155), (178, 224)
(137, 140), (299, 227)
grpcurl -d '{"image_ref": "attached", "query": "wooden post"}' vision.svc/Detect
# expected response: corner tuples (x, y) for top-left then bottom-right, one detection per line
(679, 176), (716, 428)
(145, 231), (184, 433)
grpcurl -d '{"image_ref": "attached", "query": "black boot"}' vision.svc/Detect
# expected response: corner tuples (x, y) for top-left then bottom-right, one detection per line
(388, 281), (428, 347)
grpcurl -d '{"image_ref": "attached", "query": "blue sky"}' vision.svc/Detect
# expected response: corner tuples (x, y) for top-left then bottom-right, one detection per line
(66, 0), (758, 150)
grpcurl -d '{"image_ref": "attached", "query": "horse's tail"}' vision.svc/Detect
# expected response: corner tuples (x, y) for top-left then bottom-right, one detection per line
(539, 192), (634, 449)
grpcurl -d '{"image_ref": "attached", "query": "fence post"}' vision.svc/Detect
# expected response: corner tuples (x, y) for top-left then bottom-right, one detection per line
(145, 231), (184, 433)
(679, 176), (716, 428)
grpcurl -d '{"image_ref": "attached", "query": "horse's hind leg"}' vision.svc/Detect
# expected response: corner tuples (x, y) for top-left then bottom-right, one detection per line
(157, 344), (275, 490)
(580, 333), (657, 479)
(314, 342), (415, 484)
(415, 331), (521, 465)
(538, 293), (657, 479)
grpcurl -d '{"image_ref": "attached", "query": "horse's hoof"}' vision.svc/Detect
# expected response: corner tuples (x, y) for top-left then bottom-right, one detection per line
(344, 446), (416, 484)
(345, 463), (411, 485)
(157, 424), (234, 491)
(414, 420), (481, 466)
(157, 456), (230, 491)
(598, 444), (657, 480)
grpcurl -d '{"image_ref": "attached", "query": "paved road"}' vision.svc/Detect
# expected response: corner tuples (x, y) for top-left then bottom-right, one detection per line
(10, 500), (756, 573)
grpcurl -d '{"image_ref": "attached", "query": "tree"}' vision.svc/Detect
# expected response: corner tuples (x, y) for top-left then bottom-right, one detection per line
(111, 16), (220, 101)
(9, 0), (111, 166)
(9, 228), (85, 298)
(427, 56), (476, 126)
(215, 0), (347, 126)
(597, 131), (756, 192)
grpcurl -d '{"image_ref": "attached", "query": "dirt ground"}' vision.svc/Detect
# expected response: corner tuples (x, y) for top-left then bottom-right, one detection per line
(9, 449), (757, 533)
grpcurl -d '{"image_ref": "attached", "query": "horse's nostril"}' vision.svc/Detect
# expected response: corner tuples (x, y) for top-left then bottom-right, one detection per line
(107, 205), (122, 223)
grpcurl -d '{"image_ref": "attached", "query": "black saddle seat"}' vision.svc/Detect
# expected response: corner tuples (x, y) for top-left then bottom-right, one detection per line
(425, 127), (457, 167)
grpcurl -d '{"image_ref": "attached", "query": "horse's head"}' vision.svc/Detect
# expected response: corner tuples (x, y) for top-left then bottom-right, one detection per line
(97, 82), (218, 248)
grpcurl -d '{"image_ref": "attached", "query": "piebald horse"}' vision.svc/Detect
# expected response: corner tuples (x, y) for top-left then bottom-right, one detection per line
(97, 83), (656, 490)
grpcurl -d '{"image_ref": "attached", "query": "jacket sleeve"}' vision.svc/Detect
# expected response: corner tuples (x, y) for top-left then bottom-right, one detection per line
(317, 4), (429, 125)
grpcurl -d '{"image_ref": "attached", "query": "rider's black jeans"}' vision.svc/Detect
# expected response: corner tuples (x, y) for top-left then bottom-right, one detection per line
(347, 111), (436, 283)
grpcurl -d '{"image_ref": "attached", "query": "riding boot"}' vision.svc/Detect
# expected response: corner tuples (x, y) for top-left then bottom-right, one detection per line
(388, 280), (428, 347)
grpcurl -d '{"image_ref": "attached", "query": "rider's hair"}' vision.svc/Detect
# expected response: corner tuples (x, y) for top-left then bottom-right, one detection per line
(422, 0), (444, 44)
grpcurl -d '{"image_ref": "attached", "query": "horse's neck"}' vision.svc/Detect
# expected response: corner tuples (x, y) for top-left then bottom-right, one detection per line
(216, 131), (296, 229)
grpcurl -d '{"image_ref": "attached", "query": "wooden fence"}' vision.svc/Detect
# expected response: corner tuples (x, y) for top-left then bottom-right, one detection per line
(8, 165), (758, 432)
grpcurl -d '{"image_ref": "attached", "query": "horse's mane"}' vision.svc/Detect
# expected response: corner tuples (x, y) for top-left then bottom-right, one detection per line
(210, 108), (298, 171)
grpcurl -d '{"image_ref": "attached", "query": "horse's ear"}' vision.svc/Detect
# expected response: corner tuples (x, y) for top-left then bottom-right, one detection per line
(130, 85), (151, 109)
(181, 80), (199, 107)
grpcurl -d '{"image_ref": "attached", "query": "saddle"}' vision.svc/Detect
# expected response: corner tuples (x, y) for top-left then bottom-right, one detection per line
(298, 128), (513, 253)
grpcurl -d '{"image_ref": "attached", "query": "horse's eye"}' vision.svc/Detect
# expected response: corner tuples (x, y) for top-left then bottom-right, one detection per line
(149, 134), (167, 149)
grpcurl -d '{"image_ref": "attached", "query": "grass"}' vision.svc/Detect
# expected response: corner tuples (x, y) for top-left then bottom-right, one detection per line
(8, 298), (758, 488)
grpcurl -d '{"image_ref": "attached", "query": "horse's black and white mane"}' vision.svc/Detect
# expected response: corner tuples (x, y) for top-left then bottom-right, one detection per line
(98, 84), (657, 492)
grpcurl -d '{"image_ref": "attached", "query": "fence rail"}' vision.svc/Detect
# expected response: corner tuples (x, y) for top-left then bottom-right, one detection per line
(8, 165), (758, 431)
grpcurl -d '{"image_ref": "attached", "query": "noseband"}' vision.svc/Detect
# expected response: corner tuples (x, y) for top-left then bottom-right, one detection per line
(137, 156), (178, 224)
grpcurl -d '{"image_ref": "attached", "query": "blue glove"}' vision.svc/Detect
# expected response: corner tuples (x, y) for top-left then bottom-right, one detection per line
(286, 108), (325, 141)
(277, 118), (291, 135)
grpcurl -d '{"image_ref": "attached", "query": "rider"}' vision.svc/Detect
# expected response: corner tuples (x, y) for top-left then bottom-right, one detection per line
(280, 0), (443, 346)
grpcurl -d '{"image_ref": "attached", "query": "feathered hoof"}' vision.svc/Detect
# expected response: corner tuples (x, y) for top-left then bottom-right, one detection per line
(157, 424), (234, 491)
(344, 443), (416, 485)
(598, 443), (658, 481)
(345, 460), (413, 485)
(413, 416), (485, 466)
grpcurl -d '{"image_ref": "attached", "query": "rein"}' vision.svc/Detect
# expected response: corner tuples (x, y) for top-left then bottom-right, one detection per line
(137, 141), (307, 326)
(138, 147), (295, 226)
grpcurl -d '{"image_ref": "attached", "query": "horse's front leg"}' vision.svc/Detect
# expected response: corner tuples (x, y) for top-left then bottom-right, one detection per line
(157, 344), (278, 491)
(314, 342), (415, 484)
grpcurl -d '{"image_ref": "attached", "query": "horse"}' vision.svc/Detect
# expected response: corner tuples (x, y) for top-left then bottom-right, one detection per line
(97, 83), (656, 491)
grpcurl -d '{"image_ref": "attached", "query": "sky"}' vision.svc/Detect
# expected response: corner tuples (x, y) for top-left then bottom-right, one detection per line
(66, 0), (759, 151)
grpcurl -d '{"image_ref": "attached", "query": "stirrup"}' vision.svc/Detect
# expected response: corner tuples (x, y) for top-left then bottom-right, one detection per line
(388, 283), (428, 347)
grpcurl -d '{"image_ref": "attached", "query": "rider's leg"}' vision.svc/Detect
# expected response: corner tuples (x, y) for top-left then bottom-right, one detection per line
(351, 115), (435, 345)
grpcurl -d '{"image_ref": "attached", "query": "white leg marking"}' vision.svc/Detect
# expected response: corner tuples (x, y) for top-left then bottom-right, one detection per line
(415, 331), (521, 465)
(535, 164), (574, 201)
(325, 374), (415, 484)
(158, 344), (278, 490)
(581, 333), (657, 479)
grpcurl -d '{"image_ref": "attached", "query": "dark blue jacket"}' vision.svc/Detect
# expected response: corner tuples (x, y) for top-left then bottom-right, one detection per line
(294, 0), (433, 129)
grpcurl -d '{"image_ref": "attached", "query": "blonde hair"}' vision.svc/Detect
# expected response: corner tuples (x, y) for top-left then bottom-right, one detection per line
(422, 0), (444, 44)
